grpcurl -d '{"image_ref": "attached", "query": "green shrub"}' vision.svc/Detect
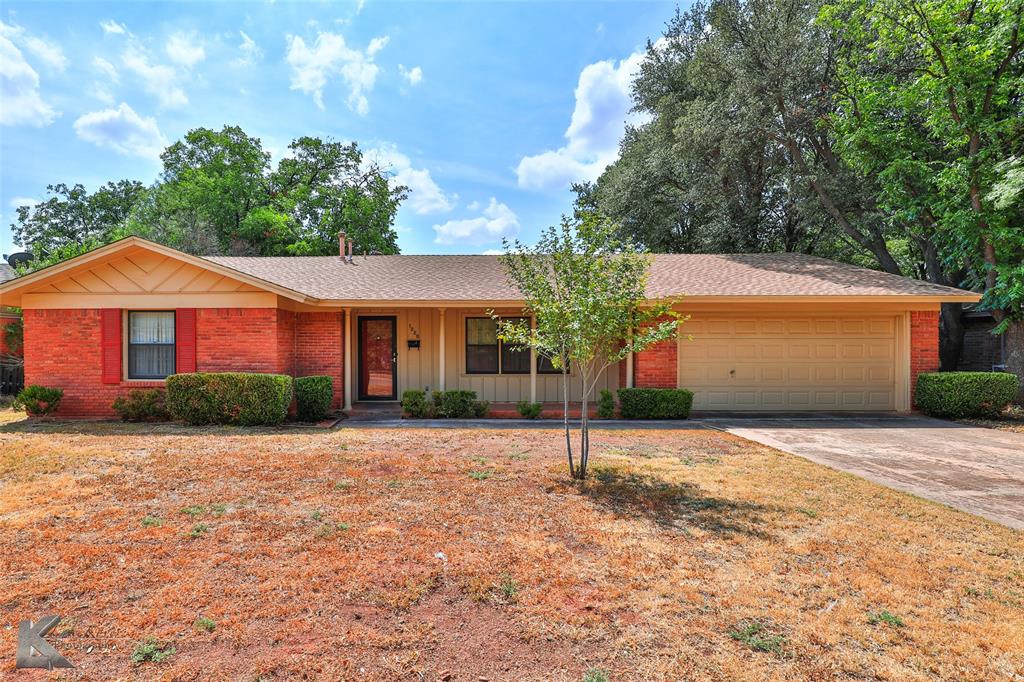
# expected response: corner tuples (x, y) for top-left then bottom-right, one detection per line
(516, 400), (542, 419)
(431, 390), (479, 418)
(597, 389), (615, 419)
(915, 371), (1019, 419)
(402, 389), (432, 418)
(165, 372), (293, 426)
(17, 385), (63, 417)
(112, 389), (170, 422)
(295, 375), (333, 421)
(472, 399), (489, 418)
(617, 388), (693, 419)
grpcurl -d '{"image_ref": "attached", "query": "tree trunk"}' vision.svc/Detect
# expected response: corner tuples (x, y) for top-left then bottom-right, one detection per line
(939, 303), (965, 371)
(1003, 319), (1024, 405)
(561, 368), (575, 478)
(578, 390), (589, 480)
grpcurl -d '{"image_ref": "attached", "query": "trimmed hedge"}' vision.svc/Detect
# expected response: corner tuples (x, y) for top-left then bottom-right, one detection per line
(166, 372), (293, 426)
(17, 385), (63, 417)
(617, 388), (693, 419)
(295, 375), (333, 422)
(597, 389), (615, 419)
(915, 371), (1018, 419)
(113, 389), (170, 422)
(516, 400), (542, 419)
(401, 389), (432, 418)
(402, 389), (488, 418)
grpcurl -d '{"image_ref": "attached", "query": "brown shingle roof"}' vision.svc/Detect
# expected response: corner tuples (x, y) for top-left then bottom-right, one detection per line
(0, 263), (16, 285)
(203, 252), (974, 302)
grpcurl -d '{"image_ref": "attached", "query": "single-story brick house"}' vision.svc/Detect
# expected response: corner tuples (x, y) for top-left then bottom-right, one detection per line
(0, 236), (978, 418)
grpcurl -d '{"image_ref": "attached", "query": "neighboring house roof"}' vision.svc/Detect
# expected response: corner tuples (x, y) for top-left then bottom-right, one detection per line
(0, 236), (980, 306)
(0, 263), (16, 285)
(204, 252), (975, 302)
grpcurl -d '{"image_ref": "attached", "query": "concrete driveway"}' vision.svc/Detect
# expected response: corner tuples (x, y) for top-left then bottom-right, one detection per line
(708, 415), (1024, 530)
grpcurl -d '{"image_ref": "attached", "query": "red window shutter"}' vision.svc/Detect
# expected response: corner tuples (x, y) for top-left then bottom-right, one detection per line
(100, 309), (122, 384)
(175, 308), (197, 373)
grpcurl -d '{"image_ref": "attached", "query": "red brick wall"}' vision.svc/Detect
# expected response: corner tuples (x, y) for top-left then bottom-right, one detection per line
(633, 320), (678, 389)
(295, 312), (344, 408)
(910, 310), (940, 407)
(195, 308), (281, 374)
(22, 310), (154, 418)
(23, 307), (342, 418)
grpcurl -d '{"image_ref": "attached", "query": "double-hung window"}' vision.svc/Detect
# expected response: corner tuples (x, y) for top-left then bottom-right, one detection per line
(465, 317), (531, 374)
(127, 311), (176, 379)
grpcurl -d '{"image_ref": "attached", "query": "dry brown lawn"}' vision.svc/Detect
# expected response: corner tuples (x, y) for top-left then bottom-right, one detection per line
(1, 410), (1022, 681)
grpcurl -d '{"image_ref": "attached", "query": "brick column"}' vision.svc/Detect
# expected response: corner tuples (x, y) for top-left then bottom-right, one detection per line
(910, 310), (940, 407)
(633, 318), (678, 389)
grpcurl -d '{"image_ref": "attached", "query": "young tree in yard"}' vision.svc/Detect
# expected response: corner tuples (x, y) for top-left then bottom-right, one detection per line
(495, 213), (681, 480)
(823, 0), (1024, 396)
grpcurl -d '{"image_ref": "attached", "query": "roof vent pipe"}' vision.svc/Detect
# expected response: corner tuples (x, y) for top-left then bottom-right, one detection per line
(338, 231), (347, 259)
(347, 238), (354, 263)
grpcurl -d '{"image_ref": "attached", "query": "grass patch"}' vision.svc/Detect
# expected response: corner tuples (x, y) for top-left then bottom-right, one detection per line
(189, 523), (209, 538)
(194, 616), (216, 633)
(469, 469), (494, 480)
(131, 637), (176, 664)
(180, 505), (206, 518)
(140, 515), (163, 527)
(868, 610), (905, 628)
(583, 669), (610, 682)
(728, 621), (786, 655)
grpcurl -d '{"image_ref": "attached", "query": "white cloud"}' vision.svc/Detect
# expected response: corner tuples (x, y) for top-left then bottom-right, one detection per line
(165, 31), (205, 68)
(433, 198), (519, 246)
(10, 196), (39, 210)
(0, 21), (69, 72)
(481, 249), (503, 255)
(93, 56), (119, 82)
(100, 20), (127, 35)
(516, 49), (648, 191)
(234, 30), (262, 67)
(399, 64), (423, 86)
(73, 102), (167, 159)
(285, 31), (388, 115)
(466, 200), (480, 211)
(367, 145), (454, 215)
(0, 34), (58, 126)
(122, 45), (188, 108)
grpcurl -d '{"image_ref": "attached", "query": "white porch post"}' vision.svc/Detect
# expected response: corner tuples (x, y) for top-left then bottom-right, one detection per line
(438, 308), (446, 391)
(343, 307), (353, 411)
(626, 350), (634, 389)
(530, 315), (537, 403)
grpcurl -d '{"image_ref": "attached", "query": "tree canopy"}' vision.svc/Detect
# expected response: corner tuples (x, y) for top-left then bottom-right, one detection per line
(591, 0), (1023, 388)
(10, 126), (407, 269)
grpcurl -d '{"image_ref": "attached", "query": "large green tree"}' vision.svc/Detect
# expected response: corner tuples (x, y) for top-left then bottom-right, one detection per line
(10, 126), (407, 266)
(596, 0), (905, 272)
(11, 181), (147, 269)
(823, 0), (1024, 392)
(146, 126), (406, 256)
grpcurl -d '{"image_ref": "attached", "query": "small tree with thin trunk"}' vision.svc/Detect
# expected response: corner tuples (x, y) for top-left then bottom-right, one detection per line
(494, 212), (681, 480)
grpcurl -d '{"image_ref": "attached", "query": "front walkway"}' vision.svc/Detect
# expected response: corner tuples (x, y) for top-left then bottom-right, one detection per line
(710, 415), (1024, 530)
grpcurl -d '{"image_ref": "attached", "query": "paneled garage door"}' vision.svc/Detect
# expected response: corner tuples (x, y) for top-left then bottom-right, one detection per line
(680, 315), (897, 411)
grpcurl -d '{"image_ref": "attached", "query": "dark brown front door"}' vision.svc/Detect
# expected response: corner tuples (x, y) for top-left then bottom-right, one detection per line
(359, 316), (397, 400)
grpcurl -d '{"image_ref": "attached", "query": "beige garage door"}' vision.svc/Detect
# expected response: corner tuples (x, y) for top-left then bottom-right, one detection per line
(680, 315), (897, 411)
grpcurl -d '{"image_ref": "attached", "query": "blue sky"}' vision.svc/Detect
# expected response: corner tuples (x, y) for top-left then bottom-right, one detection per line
(0, 1), (675, 257)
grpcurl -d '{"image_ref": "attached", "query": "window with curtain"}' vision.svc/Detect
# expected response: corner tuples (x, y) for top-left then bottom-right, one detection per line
(466, 317), (499, 373)
(128, 311), (176, 379)
(499, 317), (530, 374)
